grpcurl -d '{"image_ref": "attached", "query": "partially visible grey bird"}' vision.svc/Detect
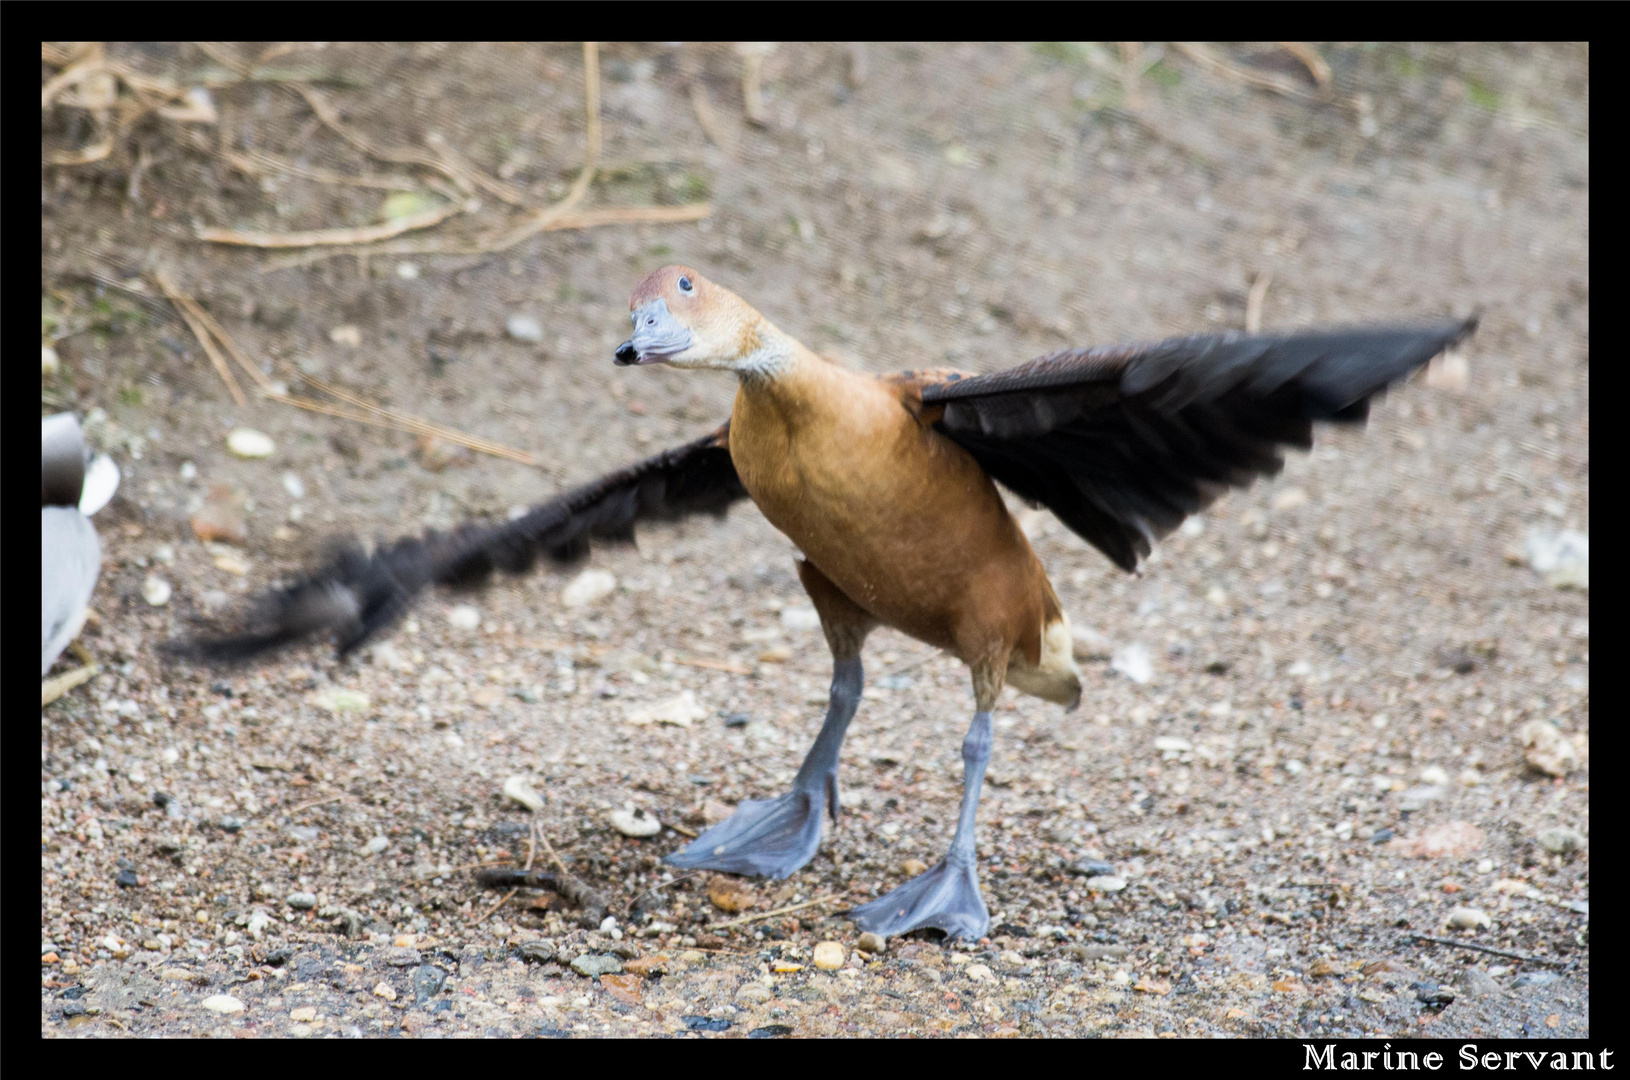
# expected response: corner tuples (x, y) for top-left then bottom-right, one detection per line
(42, 413), (119, 676)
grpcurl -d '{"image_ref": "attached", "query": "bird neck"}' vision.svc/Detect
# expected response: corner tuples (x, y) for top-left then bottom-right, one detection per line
(733, 315), (813, 386)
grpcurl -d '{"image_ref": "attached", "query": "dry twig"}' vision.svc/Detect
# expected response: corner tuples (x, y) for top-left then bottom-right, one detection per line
(1245, 270), (1272, 334)
(1277, 42), (1333, 94)
(42, 664), (100, 708)
(1402, 933), (1571, 969)
(154, 268), (248, 407)
(1172, 42), (1312, 100)
(197, 201), (468, 248)
(709, 894), (842, 931)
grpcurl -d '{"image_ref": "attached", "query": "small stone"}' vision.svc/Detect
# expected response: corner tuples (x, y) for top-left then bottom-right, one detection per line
(1413, 981), (1455, 1006)
(1519, 721), (1579, 778)
(813, 942), (845, 970)
(289, 1006), (317, 1022)
(758, 645), (794, 663)
(571, 954), (623, 978)
(1457, 968), (1502, 998)
(625, 690), (706, 727)
(503, 776), (545, 812)
(708, 877), (752, 913)
(1272, 487), (1309, 511)
(142, 575), (173, 607)
(447, 604), (481, 630)
(382, 946), (422, 967)
(201, 994), (245, 1014)
(310, 688), (370, 714)
(1425, 348), (1470, 393)
(1446, 906), (1492, 930)
(1135, 977), (1173, 995)
(1153, 736), (1192, 754)
(857, 932), (886, 955)
(901, 858), (929, 877)
(780, 605), (821, 631)
(373, 981), (397, 1001)
(286, 891), (317, 910)
(191, 485), (247, 543)
(965, 963), (995, 982)
(1536, 826), (1585, 855)
(282, 472), (306, 498)
(1419, 765), (1450, 785)
(1067, 858), (1116, 878)
(226, 428), (276, 459)
(329, 324), (362, 347)
(561, 568), (617, 608)
(1524, 527), (1588, 590)
(363, 835), (389, 855)
(772, 962), (804, 973)
(735, 982), (772, 1005)
(624, 955), (669, 977)
(116, 870), (140, 888)
(611, 806), (662, 837)
(1111, 642), (1152, 684)
(1391, 821), (1484, 859)
(43, 344), (60, 377)
(1084, 875), (1128, 893)
(507, 314), (545, 343)
(518, 940), (557, 964)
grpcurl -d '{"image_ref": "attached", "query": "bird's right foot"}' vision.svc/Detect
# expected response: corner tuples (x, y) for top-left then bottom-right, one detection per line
(664, 787), (827, 879)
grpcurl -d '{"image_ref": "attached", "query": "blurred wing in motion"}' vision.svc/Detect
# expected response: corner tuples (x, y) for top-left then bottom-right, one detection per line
(921, 318), (1476, 571)
(180, 423), (746, 661)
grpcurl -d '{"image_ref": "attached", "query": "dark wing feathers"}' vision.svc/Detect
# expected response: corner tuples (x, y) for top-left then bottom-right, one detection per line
(181, 424), (745, 662)
(925, 318), (1475, 572)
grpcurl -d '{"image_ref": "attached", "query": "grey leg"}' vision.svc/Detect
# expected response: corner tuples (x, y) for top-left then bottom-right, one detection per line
(848, 710), (993, 940)
(666, 657), (862, 879)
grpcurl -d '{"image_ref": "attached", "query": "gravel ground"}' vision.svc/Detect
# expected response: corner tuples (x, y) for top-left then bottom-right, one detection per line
(42, 43), (1587, 1039)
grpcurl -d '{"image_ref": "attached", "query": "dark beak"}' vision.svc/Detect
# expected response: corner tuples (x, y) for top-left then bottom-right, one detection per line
(614, 341), (639, 365)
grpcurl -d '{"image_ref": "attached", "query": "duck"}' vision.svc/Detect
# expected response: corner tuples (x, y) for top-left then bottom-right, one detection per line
(188, 265), (1474, 940)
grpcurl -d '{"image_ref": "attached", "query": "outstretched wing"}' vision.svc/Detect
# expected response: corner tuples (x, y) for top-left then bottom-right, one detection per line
(180, 423), (746, 661)
(920, 318), (1476, 572)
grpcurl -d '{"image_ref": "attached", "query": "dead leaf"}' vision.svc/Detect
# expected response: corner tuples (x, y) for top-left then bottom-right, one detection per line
(600, 973), (642, 1005)
(1133, 977), (1172, 995)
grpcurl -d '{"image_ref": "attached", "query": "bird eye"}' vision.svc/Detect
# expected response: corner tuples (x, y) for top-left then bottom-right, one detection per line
(678, 276), (694, 294)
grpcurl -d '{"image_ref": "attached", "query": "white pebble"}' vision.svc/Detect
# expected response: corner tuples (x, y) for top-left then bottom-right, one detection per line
(448, 604), (481, 630)
(43, 345), (60, 377)
(503, 776), (545, 812)
(226, 428), (275, 459)
(561, 569), (616, 608)
(310, 688), (370, 713)
(1111, 642), (1152, 684)
(201, 994), (245, 1014)
(179, 461), (198, 482)
(282, 472), (306, 499)
(396, 261), (420, 280)
(1419, 765), (1450, 785)
(329, 325), (362, 347)
(142, 575), (173, 607)
(507, 314), (545, 343)
(625, 690), (706, 727)
(1445, 906), (1492, 930)
(780, 605), (821, 631)
(364, 835), (389, 855)
(610, 807), (662, 837)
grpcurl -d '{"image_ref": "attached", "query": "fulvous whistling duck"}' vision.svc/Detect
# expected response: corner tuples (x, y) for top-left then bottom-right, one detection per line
(190, 266), (1475, 939)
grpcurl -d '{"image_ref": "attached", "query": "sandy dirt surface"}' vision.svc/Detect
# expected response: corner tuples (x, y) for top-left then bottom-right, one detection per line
(42, 43), (1587, 1038)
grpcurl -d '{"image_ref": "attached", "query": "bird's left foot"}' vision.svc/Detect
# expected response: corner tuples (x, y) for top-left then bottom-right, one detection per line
(846, 856), (989, 940)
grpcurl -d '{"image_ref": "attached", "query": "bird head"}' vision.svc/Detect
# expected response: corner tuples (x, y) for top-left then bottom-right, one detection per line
(615, 266), (770, 373)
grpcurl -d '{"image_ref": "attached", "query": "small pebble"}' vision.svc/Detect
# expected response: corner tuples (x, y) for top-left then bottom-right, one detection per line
(226, 428), (276, 459)
(373, 981), (397, 1001)
(310, 688), (370, 714)
(571, 954), (623, 977)
(561, 568), (617, 608)
(1537, 826), (1585, 855)
(901, 858), (929, 877)
(447, 604), (481, 630)
(1445, 906), (1492, 930)
(1524, 527), (1588, 590)
(201, 994), (245, 1014)
(857, 932), (886, 955)
(503, 776), (545, 812)
(813, 941), (845, 969)
(282, 472), (306, 498)
(507, 314), (545, 343)
(142, 575), (173, 607)
(758, 645), (794, 663)
(286, 891), (317, 910)
(1111, 643), (1152, 684)
(43, 344), (60, 377)
(611, 807), (662, 837)
(625, 691), (706, 727)
(330, 325), (362, 347)
(1519, 721), (1579, 778)
(1084, 874), (1128, 892)
(518, 940), (557, 964)
(289, 1006), (317, 1022)
(363, 835), (389, 855)
(780, 605), (820, 631)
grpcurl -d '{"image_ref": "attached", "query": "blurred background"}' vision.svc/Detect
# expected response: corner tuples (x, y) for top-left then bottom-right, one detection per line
(41, 43), (1588, 1039)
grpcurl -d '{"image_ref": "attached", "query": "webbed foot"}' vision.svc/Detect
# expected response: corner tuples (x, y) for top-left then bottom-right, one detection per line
(665, 788), (827, 879)
(847, 856), (989, 940)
